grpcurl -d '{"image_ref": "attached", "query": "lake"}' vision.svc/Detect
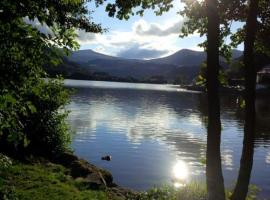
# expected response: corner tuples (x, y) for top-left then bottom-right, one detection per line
(65, 79), (270, 199)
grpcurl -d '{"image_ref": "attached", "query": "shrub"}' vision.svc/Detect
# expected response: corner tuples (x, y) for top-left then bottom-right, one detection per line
(0, 78), (71, 156)
(0, 153), (12, 170)
(23, 78), (71, 156)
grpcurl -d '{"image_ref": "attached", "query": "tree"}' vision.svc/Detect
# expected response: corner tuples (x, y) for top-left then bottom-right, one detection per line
(178, 1), (229, 199)
(231, 0), (259, 200)
(205, 0), (226, 199)
(231, 0), (270, 56)
(0, 0), (103, 156)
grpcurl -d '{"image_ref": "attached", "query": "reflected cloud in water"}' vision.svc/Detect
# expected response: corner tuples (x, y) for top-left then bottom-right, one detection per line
(221, 149), (234, 171)
(65, 80), (270, 197)
(266, 152), (270, 164)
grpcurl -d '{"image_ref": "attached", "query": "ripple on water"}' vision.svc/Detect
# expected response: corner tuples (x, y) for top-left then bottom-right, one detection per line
(66, 80), (270, 197)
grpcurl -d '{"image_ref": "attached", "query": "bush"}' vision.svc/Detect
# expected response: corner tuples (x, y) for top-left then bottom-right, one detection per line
(0, 78), (71, 156)
(0, 153), (13, 170)
(23, 78), (71, 156)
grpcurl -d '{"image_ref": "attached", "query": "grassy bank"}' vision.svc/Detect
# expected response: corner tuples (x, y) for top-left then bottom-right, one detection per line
(0, 160), (206, 200)
(0, 154), (258, 200)
(0, 158), (109, 200)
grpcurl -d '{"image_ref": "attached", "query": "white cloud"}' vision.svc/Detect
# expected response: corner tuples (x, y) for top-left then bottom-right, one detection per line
(76, 29), (97, 43)
(117, 44), (169, 60)
(133, 18), (186, 36)
(23, 17), (53, 35)
(23, 15), (203, 59)
(76, 18), (193, 59)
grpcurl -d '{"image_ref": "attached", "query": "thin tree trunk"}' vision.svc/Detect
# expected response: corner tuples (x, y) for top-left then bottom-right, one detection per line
(231, 1), (259, 200)
(205, 0), (225, 200)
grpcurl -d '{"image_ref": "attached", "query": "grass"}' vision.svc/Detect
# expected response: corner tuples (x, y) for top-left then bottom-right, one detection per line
(0, 156), (108, 200)
(0, 154), (259, 200)
(132, 183), (207, 200)
(133, 183), (258, 200)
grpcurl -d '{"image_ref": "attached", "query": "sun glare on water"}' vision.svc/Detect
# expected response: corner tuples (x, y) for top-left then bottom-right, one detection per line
(172, 160), (189, 188)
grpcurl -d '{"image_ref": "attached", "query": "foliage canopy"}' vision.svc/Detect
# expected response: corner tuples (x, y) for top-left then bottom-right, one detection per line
(0, 0), (103, 156)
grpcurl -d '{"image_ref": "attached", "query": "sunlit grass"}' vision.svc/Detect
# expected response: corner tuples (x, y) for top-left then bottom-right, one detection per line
(131, 183), (207, 200)
(0, 159), (108, 200)
(129, 182), (259, 200)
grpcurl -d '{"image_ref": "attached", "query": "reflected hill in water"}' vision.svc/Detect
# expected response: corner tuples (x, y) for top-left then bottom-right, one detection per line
(70, 86), (270, 143)
(65, 80), (270, 197)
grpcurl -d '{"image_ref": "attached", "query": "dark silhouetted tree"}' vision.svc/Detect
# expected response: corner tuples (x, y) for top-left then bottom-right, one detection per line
(205, 0), (225, 199)
(0, 0), (103, 156)
(231, 0), (259, 199)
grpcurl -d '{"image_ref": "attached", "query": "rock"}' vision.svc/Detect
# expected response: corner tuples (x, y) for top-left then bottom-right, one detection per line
(75, 173), (107, 190)
(52, 152), (78, 167)
(108, 186), (138, 200)
(70, 159), (92, 178)
(51, 152), (113, 187)
(101, 155), (112, 161)
(99, 168), (113, 186)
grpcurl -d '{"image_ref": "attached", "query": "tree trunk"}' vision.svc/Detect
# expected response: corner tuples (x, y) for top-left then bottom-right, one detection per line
(205, 0), (225, 200)
(231, 1), (259, 200)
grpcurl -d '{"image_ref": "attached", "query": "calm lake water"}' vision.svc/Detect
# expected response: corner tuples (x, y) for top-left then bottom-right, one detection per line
(65, 79), (270, 199)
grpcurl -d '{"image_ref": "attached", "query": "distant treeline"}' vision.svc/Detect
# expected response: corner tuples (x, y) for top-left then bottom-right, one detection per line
(44, 58), (169, 84)
(44, 53), (270, 86)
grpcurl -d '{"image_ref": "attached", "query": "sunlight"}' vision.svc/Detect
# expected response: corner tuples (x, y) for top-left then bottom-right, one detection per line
(174, 182), (185, 188)
(172, 160), (189, 188)
(185, 0), (203, 4)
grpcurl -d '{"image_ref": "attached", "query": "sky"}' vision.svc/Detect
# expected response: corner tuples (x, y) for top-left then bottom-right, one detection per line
(76, 1), (244, 60)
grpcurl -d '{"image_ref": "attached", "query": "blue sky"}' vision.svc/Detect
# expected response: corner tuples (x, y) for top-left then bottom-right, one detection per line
(77, 1), (243, 59)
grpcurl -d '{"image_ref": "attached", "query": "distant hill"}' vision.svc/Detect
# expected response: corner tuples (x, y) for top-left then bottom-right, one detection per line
(46, 49), (243, 84)
(68, 49), (118, 63)
(149, 49), (242, 65)
(149, 49), (206, 66)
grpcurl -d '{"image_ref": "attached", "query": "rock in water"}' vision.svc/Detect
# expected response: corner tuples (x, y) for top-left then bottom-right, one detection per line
(101, 155), (112, 161)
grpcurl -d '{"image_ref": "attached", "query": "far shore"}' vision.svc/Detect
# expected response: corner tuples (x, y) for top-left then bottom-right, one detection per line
(61, 78), (269, 94)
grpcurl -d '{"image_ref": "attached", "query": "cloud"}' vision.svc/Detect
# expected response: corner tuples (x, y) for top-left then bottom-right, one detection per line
(76, 29), (97, 43)
(117, 44), (169, 59)
(77, 17), (201, 59)
(23, 17), (53, 35)
(77, 29), (180, 59)
(22, 13), (203, 60)
(134, 19), (185, 37)
(24, 17), (97, 43)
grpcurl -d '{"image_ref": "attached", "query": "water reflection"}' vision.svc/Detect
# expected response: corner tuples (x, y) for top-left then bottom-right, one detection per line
(172, 160), (189, 188)
(65, 80), (270, 198)
(266, 152), (270, 164)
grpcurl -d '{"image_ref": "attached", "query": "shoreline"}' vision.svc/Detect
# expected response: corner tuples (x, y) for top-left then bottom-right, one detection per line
(61, 78), (270, 95)
(0, 152), (137, 200)
(51, 152), (138, 199)
(1, 151), (261, 199)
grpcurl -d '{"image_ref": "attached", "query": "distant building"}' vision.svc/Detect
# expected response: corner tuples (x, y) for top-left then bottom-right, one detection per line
(257, 65), (270, 89)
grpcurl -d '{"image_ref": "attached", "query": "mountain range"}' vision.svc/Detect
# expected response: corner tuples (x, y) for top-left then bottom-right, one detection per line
(46, 48), (243, 84)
